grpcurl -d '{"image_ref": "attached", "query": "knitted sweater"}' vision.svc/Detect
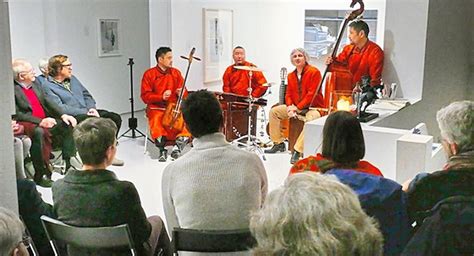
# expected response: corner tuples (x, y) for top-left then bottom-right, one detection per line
(162, 133), (268, 233)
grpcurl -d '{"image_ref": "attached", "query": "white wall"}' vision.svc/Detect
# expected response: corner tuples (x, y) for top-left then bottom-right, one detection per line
(149, 0), (172, 65)
(9, 0), (150, 114)
(0, 1), (19, 213)
(375, 0), (474, 139)
(167, 0), (386, 107)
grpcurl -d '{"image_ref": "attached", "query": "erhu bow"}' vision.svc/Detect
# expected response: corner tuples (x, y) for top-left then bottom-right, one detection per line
(162, 47), (201, 130)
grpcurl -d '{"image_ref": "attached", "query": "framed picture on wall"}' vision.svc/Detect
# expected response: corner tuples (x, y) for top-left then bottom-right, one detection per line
(98, 19), (121, 57)
(203, 9), (233, 83)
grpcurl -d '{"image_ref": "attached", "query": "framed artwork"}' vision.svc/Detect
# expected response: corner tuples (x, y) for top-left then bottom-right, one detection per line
(98, 19), (121, 57)
(203, 9), (233, 83)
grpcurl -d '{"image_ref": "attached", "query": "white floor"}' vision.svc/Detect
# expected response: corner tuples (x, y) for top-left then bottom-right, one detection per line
(37, 111), (293, 222)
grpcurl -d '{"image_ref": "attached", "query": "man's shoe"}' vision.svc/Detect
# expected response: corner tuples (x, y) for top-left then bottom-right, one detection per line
(264, 142), (286, 154)
(112, 157), (125, 166)
(36, 176), (53, 188)
(158, 149), (168, 162)
(170, 146), (181, 160)
(290, 150), (302, 164)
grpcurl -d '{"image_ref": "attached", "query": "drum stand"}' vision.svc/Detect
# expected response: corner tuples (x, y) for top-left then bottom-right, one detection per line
(232, 70), (266, 161)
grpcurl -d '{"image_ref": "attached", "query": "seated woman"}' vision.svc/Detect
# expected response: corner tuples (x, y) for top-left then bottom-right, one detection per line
(250, 172), (383, 255)
(52, 117), (171, 256)
(290, 110), (382, 176)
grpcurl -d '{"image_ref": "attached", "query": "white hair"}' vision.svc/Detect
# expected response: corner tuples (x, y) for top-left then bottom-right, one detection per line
(436, 100), (474, 152)
(250, 172), (383, 256)
(290, 48), (310, 66)
(38, 58), (49, 74)
(0, 207), (24, 255)
(12, 58), (31, 80)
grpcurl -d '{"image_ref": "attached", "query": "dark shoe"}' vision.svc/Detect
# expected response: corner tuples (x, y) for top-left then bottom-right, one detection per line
(158, 149), (168, 162)
(170, 146), (181, 160)
(36, 176), (53, 188)
(290, 150), (302, 164)
(264, 142), (286, 154)
(175, 136), (189, 151)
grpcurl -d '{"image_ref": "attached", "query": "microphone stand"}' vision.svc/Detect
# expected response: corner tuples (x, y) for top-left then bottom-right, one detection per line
(118, 58), (149, 140)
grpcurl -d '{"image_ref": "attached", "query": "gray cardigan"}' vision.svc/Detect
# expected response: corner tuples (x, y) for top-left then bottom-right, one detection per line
(42, 75), (96, 116)
(162, 133), (268, 233)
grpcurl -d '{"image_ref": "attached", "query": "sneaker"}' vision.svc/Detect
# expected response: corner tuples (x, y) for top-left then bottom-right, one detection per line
(170, 146), (181, 160)
(290, 150), (302, 164)
(264, 142), (286, 154)
(112, 157), (125, 166)
(158, 149), (168, 162)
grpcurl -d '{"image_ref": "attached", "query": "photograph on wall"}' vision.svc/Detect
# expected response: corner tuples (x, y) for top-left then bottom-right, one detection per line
(98, 19), (121, 57)
(203, 9), (233, 83)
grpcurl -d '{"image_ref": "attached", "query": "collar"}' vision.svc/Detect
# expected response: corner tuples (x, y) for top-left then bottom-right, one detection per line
(14, 80), (33, 89)
(156, 65), (171, 75)
(62, 169), (118, 184)
(353, 40), (371, 54)
(192, 132), (229, 150)
(49, 76), (70, 85)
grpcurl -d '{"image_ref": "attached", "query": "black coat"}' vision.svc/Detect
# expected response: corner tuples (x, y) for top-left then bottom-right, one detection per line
(14, 81), (64, 124)
(52, 169), (152, 255)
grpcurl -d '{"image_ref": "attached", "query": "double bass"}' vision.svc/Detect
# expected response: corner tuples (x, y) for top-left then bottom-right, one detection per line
(308, 0), (365, 112)
(162, 48), (200, 130)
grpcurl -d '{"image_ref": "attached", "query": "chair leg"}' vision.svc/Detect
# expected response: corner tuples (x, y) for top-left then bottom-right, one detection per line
(144, 123), (149, 155)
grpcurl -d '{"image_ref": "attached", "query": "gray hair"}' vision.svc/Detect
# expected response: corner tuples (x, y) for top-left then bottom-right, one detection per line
(250, 172), (383, 256)
(436, 100), (474, 153)
(0, 207), (24, 255)
(12, 58), (31, 80)
(290, 48), (310, 66)
(38, 58), (49, 74)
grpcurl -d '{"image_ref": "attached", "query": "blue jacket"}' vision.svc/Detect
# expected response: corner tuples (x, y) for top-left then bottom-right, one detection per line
(327, 169), (412, 256)
(42, 75), (96, 116)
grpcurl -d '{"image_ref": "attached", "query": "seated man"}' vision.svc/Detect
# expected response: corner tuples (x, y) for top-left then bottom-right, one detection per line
(41, 54), (123, 166)
(265, 48), (324, 164)
(402, 100), (474, 255)
(222, 46), (268, 98)
(13, 59), (77, 187)
(35, 58), (48, 86)
(162, 90), (268, 233)
(141, 47), (191, 161)
(250, 172), (383, 255)
(52, 117), (171, 255)
(0, 207), (30, 256)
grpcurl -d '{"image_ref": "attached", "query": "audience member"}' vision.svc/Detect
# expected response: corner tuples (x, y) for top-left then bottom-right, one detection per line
(402, 100), (474, 255)
(35, 58), (49, 86)
(162, 90), (268, 235)
(0, 207), (30, 256)
(250, 172), (383, 256)
(289, 110), (410, 255)
(12, 120), (31, 179)
(13, 58), (77, 187)
(42, 54), (124, 166)
(290, 110), (382, 176)
(52, 117), (171, 255)
(17, 179), (56, 255)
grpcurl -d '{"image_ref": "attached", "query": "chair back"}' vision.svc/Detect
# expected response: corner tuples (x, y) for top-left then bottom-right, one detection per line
(172, 228), (256, 254)
(40, 215), (136, 256)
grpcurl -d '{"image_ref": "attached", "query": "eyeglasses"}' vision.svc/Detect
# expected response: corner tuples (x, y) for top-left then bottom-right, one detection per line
(61, 63), (73, 68)
(18, 235), (32, 249)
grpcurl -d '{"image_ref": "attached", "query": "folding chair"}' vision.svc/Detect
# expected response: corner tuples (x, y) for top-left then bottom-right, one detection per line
(172, 228), (256, 255)
(40, 215), (136, 256)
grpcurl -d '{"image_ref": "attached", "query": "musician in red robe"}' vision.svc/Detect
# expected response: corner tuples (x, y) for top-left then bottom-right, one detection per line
(141, 47), (191, 162)
(222, 46), (268, 98)
(326, 20), (384, 98)
(265, 48), (324, 164)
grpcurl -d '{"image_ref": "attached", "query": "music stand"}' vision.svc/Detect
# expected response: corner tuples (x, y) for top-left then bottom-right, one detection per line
(118, 58), (149, 140)
(231, 67), (266, 161)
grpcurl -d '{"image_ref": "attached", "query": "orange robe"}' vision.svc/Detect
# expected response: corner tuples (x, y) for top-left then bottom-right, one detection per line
(141, 66), (190, 140)
(222, 61), (268, 98)
(286, 64), (324, 110)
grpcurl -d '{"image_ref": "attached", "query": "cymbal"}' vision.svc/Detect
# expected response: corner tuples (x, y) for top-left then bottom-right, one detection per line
(233, 65), (263, 72)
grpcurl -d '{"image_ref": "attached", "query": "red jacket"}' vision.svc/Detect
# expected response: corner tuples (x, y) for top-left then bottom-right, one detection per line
(290, 153), (383, 177)
(286, 64), (324, 110)
(141, 66), (187, 109)
(222, 61), (267, 98)
(333, 40), (384, 87)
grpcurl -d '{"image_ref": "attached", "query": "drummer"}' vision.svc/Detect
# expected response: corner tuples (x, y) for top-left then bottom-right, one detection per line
(222, 46), (268, 98)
